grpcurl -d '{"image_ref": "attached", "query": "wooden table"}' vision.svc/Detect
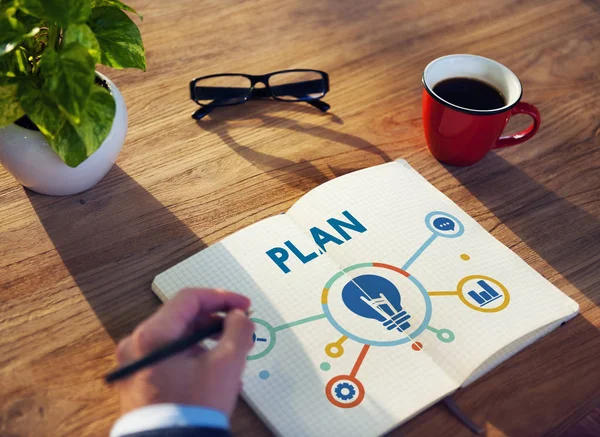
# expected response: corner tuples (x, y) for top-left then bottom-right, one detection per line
(1, 0), (599, 435)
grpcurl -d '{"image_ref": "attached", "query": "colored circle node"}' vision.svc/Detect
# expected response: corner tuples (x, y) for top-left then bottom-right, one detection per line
(325, 375), (365, 408)
(457, 275), (510, 313)
(436, 329), (455, 343)
(460, 254), (470, 261)
(425, 211), (465, 238)
(320, 362), (331, 371)
(321, 262), (432, 347)
(247, 318), (277, 361)
(411, 342), (423, 351)
(258, 370), (270, 380)
(325, 342), (344, 358)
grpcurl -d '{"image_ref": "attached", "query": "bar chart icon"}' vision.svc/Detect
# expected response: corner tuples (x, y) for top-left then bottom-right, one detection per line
(468, 280), (502, 307)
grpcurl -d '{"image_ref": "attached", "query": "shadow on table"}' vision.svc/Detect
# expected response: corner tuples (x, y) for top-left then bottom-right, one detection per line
(582, 0), (600, 13)
(196, 100), (391, 190)
(26, 164), (361, 434)
(400, 153), (600, 436)
(26, 165), (207, 342)
(446, 152), (600, 307)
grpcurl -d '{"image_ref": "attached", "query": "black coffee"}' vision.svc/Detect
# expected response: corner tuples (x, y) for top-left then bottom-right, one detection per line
(433, 77), (506, 110)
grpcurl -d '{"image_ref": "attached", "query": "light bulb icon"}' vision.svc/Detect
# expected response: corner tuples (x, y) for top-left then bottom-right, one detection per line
(341, 274), (411, 332)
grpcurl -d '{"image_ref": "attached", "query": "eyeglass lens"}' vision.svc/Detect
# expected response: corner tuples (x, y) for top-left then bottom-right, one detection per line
(194, 75), (252, 106)
(268, 71), (326, 101)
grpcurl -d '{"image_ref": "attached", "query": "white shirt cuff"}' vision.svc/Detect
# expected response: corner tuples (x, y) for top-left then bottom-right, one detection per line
(110, 404), (229, 437)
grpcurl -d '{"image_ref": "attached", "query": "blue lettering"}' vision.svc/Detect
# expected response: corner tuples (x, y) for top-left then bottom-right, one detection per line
(310, 227), (344, 253)
(327, 210), (367, 241)
(266, 247), (290, 273)
(285, 240), (318, 264)
(266, 211), (367, 275)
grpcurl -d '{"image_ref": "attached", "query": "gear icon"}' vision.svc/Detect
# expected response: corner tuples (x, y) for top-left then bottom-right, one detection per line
(334, 382), (356, 401)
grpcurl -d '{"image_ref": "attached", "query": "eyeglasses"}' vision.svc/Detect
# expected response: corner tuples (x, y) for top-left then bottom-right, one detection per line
(189, 69), (330, 120)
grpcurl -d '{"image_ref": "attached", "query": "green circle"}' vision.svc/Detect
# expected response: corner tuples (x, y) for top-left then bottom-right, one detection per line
(437, 328), (455, 343)
(247, 318), (277, 361)
(320, 362), (331, 371)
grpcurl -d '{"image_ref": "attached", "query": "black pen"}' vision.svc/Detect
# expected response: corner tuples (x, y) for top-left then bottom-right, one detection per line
(105, 318), (224, 384)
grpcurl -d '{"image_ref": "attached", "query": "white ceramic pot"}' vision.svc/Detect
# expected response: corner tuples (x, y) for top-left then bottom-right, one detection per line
(0, 72), (127, 196)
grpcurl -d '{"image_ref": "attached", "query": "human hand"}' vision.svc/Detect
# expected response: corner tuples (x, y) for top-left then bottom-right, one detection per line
(114, 288), (254, 416)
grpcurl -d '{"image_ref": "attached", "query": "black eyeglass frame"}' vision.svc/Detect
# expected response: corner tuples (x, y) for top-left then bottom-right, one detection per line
(189, 69), (330, 119)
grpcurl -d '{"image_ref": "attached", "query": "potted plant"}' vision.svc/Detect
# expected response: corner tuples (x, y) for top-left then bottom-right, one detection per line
(0, 0), (145, 195)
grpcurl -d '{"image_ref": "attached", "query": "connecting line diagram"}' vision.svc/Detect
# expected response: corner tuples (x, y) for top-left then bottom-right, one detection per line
(247, 211), (510, 408)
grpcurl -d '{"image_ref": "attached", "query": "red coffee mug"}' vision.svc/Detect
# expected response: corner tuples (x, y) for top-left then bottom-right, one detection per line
(422, 54), (541, 166)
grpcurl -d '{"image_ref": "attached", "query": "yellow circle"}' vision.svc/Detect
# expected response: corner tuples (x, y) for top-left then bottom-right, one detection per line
(457, 275), (510, 313)
(460, 254), (470, 261)
(325, 343), (344, 358)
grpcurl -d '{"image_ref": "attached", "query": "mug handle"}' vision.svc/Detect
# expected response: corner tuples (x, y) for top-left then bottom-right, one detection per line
(494, 102), (541, 149)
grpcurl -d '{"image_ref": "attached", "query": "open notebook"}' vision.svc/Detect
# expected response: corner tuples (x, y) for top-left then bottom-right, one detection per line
(153, 160), (578, 437)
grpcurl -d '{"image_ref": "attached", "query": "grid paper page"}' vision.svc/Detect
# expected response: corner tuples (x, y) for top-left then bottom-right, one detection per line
(153, 214), (457, 436)
(462, 319), (565, 386)
(153, 160), (578, 435)
(287, 160), (579, 386)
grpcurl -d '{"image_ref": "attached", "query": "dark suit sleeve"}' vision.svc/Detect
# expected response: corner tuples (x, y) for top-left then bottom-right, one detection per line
(120, 427), (231, 437)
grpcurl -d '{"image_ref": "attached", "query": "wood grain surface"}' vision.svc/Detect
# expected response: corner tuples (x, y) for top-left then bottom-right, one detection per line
(1, 0), (599, 436)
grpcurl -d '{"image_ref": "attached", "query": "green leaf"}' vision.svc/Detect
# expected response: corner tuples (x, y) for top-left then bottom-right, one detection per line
(0, 14), (39, 56)
(49, 122), (87, 167)
(0, 46), (29, 76)
(91, 0), (142, 20)
(63, 23), (100, 63)
(15, 0), (91, 26)
(40, 43), (95, 123)
(0, 0), (17, 16)
(0, 80), (24, 126)
(14, 6), (43, 27)
(51, 86), (115, 167)
(17, 80), (65, 137)
(18, 81), (115, 167)
(88, 7), (145, 71)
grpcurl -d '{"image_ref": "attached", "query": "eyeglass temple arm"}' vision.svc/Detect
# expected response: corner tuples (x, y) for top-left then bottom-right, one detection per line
(307, 99), (330, 112)
(192, 106), (214, 120)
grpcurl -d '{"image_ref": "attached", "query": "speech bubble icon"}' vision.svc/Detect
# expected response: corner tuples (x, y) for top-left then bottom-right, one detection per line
(433, 217), (455, 231)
